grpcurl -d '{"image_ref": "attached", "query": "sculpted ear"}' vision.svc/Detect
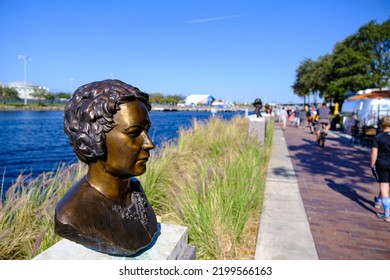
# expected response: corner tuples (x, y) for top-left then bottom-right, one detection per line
(74, 133), (96, 163)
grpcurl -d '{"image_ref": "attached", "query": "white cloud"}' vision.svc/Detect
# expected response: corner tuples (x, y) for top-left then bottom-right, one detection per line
(187, 14), (243, 24)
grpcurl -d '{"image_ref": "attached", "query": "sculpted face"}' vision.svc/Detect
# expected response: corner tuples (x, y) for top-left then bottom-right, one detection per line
(102, 100), (154, 178)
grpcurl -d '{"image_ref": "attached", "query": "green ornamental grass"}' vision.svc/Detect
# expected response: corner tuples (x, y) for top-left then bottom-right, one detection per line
(141, 116), (273, 259)
(0, 115), (273, 260)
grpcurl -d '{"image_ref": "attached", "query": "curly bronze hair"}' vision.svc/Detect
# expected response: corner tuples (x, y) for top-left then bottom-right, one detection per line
(64, 79), (151, 164)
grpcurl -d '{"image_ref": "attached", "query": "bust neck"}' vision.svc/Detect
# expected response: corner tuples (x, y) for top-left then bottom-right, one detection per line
(86, 163), (131, 206)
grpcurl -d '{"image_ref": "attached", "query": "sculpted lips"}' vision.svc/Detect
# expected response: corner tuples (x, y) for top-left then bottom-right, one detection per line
(137, 156), (149, 162)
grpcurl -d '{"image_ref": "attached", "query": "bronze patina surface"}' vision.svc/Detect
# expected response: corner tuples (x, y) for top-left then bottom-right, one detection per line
(55, 79), (158, 256)
(252, 98), (263, 117)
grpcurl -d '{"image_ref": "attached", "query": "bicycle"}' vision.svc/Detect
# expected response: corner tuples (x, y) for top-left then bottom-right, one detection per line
(314, 121), (327, 148)
(319, 122), (327, 148)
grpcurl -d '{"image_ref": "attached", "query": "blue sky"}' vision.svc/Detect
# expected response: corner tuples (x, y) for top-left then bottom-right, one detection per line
(0, 0), (389, 104)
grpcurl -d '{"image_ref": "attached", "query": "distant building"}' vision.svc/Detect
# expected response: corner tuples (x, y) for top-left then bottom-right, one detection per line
(211, 100), (225, 108)
(6, 80), (46, 100)
(212, 100), (235, 108)
(185, 94), (215, 106)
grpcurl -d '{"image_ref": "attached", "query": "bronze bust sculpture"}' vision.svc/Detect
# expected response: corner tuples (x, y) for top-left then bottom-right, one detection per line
(55, 79), (158, 256)
(252, 98), (263, 117)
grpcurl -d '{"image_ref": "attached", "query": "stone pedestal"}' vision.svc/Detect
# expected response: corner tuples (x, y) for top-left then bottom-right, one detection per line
(247, 114), (268, 144)
(33, 223), (195, 260)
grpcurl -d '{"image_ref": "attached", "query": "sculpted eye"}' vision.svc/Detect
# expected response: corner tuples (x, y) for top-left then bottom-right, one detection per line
(125, 124), (150, 138)
(127, 130), (142, 138)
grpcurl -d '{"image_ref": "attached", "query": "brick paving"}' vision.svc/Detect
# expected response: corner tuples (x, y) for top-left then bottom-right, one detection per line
(282, 124), (390, 259)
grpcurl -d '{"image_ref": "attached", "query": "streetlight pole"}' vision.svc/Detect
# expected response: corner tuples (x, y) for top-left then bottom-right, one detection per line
(18, 55), (31, 105)
(69, 78), (74, 93)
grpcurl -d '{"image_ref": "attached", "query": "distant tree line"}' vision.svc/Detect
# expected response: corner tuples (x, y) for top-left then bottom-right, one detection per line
(1, 87), (187, 106)
(2, 88), (247, 108)
(292, 19), (390, 106)
(0, 86), (71, 105)
(148, 93), (186, 105)
(29, 88), (71, 105)
(1, 87), (20, 103)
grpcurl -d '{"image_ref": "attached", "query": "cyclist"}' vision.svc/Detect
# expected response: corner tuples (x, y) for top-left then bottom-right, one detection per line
(315, 102), (331, 146)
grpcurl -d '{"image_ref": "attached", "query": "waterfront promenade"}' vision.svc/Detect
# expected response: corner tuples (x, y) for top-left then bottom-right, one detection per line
(256, 123), (390, 259)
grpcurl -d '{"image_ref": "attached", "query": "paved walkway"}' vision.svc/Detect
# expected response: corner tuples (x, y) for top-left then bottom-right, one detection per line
(256, 123), (390, 260)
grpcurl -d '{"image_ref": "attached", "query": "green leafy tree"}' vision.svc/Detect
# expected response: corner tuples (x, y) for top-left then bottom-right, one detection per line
(330, 34), (374, 92)
(1, 87), (21, 103)
(149, 93), (165, 104)
(56, 92), (71, 99)
(326, 20), (389, 105)
(45, 93), (56, 104)
(165, 94), (186, 105)
(313, 55), (333, 94)
(149, 93), (186, 105)
(293, 19), (390, 106)
(292, 58), (317, 104)
(30, 87), (56, 105)
(355, 19), (390, 87)
(30, 87), (48, 99)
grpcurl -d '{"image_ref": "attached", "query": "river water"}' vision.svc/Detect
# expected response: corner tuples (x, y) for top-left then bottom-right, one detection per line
(0, 110), (242, 193)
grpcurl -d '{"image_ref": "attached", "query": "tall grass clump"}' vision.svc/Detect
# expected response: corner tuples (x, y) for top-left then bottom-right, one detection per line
(0, 115), (273, 260)
(141, 116), (273, 259)
(0, 163), (86, 259)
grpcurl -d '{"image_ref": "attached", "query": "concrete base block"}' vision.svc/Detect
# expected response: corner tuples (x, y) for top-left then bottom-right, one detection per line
(247, 114), (266, 144)
(33, 223), (195, 260)
(179, 244), (197, 260)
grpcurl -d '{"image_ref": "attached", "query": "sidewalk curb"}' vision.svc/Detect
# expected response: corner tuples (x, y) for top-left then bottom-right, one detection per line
(254, 127), (319, 260)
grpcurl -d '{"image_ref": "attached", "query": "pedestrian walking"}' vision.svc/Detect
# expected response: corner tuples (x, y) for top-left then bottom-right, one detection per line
(298, 107), (307, 128)
(371, 116), (390, 222)
(293, 107), (300, 127)
(279, 107), (287, 130)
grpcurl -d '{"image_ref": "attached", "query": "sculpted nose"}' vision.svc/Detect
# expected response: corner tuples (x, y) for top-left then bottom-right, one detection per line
(142, 131), (155, 150)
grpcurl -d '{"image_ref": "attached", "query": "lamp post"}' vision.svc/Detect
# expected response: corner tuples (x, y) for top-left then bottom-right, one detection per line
(69, 78), (74, 93)
(18, 55), (31, 105)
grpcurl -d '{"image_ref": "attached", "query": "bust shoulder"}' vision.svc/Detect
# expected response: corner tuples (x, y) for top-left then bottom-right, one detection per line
(55, 177), (104, 226)
(54, 176), (158, 256)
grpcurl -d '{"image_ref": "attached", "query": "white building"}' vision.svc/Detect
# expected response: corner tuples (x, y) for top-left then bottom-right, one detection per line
(6, 81), (46, 100)
(185, 94), (215, 106)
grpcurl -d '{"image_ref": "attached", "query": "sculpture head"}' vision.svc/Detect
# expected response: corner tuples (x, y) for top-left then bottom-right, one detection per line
(253, 98), (262, 105)
(64, 79), (154, 174)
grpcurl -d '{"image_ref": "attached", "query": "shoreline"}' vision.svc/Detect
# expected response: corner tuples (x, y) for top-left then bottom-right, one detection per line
(0, 105), (65, 111)
(0, 105), (248, 112)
